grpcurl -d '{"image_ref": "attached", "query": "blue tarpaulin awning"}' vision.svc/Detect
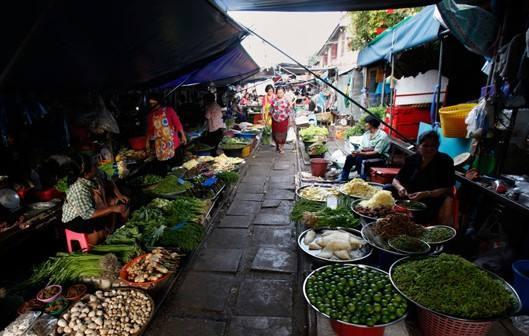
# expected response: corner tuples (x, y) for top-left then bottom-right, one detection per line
(159, 43), (259, 88)
(357, 5), (441, 67)
(0, 0), (246, 91)
(215, 0), (439, 12)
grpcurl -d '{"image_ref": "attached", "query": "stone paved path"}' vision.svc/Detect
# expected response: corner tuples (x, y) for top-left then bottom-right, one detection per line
(145, 144), (303, 336)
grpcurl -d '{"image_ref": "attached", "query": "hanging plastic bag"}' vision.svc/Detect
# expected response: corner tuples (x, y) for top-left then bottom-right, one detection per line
(90, 97), (120, 134)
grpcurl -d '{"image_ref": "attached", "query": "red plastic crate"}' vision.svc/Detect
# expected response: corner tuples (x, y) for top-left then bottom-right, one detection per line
(386, 106), (431, 125)
(384, 121), (421, 139)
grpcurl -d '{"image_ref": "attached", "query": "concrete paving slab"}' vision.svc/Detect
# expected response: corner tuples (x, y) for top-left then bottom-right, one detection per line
(251, 248), (296, 273)
(228, 316), (292, 336)
(264, 189), (295, 201)
(262, 200), (281, 208)
(237, 183), (266, 193)
(193, 248), (242, 273)
(205, 228), (250, 249)
(234, 193), (264, 201)
(253, 213), (291, 226)
(146, 317), (225, 336)
(252, 227), (294, 249)
(235, 279), (293, 316)
(167, 272), (236, 312)
(227, 201), (262, 215)
(218, 215), (253, 228)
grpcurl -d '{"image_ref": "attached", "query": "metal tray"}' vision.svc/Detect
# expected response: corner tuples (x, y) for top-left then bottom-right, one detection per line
(298, 228), (372, 264)
(338, 182), (383, 200)
(303, 264), (408, 328)
(295, 185), (338, 203)
(389, 256), (522, 322)
(361, 222), (442, 257)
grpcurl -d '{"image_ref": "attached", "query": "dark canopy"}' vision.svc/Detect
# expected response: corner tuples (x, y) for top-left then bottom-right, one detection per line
(214, 0), (439, 11)
(0, 0), (245, 91)
(159, 44), (259, 88)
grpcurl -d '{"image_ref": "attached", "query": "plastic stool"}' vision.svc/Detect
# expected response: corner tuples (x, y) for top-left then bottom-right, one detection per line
(65, 229), (90, 253)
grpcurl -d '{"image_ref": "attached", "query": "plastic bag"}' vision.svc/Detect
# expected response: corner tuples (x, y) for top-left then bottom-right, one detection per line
(286, 127), (296, 143)
(0, 311), (41, 336)
(90, 97), (120, 134)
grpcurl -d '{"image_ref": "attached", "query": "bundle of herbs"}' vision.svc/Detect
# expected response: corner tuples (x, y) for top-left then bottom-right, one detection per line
(290, 199), (360, 229)
(392, 254), (517, 319)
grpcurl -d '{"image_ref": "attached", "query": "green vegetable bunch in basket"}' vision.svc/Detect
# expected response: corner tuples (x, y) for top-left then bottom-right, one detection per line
(299, 125), (328, 142)
(220, 137), (251, 150)
(307, 142), (328, 156)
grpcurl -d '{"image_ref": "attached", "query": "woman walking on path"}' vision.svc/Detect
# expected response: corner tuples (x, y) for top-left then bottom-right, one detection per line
(270, 87), (292, 154)
(261, 84), (275, 126)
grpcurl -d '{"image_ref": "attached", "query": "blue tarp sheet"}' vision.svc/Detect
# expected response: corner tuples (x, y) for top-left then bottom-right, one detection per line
(215, 0), (439, 12)
(159, 44), (259, 88)
(357, 5), (441, 67)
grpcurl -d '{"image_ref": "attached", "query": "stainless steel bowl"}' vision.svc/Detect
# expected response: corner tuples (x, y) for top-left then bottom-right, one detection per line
(421, 225), (457, 245)
(297, 228), (372, 264)
(361, 222), (442, 257)
(338, 182), (383, 200)
(303, 264), (408, 328)
(295, 185), (337, 203)
(389, 256), (522, 322)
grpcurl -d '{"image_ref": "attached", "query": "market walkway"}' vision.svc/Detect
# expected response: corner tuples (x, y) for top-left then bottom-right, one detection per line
(145, 143), (303, 336)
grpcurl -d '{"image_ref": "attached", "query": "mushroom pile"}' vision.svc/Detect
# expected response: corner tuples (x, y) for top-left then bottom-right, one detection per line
(56, 289), (152, 336)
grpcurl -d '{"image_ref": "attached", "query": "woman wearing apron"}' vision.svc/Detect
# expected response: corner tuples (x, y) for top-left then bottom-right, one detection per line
(62, 154), (129, 246)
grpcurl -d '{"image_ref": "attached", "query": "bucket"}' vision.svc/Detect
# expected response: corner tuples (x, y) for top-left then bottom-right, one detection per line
(330, 320), (384, 336)
(513, 260), (529, 314)
(310, 158), (328, 177)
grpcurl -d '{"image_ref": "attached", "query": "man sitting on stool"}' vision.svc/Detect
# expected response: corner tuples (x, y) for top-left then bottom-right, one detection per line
(340, 116), (389, 181)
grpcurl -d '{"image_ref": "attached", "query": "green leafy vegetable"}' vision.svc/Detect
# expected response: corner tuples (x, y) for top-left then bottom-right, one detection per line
(129, 174), (163, 186)
(308, 142), (328, 156)
(291, 199), (360, 229)
(299, 126), (328, 142)
(216, 171), (239, 185)
(151, 175), (193, 195)
(421, 227), (454, 243)
(392, 254), (516, 319)
(55, 177), (69, 193)
(345, 106), (387, 137)
(91, 244), (143, 263)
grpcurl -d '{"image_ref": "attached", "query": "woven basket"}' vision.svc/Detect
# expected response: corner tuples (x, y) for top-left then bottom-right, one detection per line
(439, 103), (477, 138)
(418, 307), (492, 336)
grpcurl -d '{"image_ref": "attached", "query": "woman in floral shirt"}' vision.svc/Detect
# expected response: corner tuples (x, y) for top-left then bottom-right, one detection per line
(270, 87), (292, 153)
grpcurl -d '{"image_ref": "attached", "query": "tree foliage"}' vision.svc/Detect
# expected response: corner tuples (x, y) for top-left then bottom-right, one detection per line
(348, 8), (421, 50)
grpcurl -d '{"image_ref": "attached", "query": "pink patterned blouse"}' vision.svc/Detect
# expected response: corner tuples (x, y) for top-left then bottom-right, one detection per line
(270, 97), (291, 122)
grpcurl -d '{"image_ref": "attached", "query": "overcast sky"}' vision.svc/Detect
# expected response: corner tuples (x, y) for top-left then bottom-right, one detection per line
(228, 11), (344, 68)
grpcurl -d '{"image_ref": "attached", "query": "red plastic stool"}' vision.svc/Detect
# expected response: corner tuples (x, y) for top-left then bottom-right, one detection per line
(65, 229), (90, 253)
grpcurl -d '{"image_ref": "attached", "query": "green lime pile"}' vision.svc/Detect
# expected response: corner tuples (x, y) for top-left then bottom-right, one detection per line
(305, 264), (407, 326)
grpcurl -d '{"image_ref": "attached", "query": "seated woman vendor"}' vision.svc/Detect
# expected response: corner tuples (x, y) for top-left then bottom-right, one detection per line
(61, 154), (129, 246)
(340, 116), (389, 181)
(390, 130), (455, 226)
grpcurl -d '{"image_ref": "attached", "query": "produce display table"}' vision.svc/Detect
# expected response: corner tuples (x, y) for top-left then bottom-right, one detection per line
(0, 204), (62, 254)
